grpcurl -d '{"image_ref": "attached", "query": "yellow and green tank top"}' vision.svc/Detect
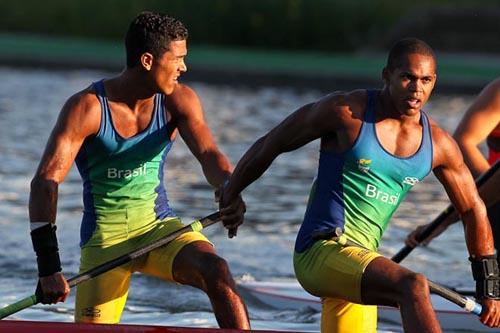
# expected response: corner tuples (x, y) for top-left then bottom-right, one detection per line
(296, 90), (433, 252)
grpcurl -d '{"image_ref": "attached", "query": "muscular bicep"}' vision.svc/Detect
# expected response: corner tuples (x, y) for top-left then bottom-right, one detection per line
(35, 95), (98, 183)
(178, 110), (218, 158)
(169, 85), (233, 186)
(29, 93), (99, 223)
(433, 129), (481, 213)
(434, 160), (479, 214)
(172, 88), (224, 161)
(434, 123), (494, 256)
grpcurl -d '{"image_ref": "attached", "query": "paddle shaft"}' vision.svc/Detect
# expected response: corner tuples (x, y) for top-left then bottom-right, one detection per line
(392, 160), (500, 263)
(0, 212), (221, 320)
(391, 205), (453, 263)
(427, 280), (481, 315)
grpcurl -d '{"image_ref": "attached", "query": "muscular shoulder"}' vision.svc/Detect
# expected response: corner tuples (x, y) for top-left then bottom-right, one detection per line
(57, 85), (101, 136)
(428, 117), (462, 167)
(313, 89), (367, 123)
(165, 84), (201, 118)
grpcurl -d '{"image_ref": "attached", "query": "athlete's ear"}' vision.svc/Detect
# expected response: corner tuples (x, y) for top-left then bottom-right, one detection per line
(140, 53), (154, 71)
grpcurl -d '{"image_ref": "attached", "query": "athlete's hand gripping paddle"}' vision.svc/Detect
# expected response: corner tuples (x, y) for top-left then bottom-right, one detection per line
(0, 212), (221, 320)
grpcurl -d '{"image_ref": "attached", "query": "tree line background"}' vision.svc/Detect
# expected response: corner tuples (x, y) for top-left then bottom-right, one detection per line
(1, 0), (499, 54)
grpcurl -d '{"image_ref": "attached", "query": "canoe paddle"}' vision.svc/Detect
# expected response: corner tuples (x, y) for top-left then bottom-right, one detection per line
(328, 231), (483, 315)
(0, 211), (221, 320)
(392, 160), (500, 263)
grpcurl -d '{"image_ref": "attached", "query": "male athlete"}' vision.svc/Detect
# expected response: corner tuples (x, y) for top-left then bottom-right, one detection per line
(29, 11), (249, 328)
(220, 38), (500, 332)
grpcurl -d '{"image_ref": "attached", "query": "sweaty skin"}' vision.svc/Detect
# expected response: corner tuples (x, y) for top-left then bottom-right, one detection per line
(221, 53), (500, 330)
(30, 38), (249, 328)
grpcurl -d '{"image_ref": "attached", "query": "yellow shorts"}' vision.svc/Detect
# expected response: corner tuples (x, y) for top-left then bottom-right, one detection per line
(294, 239), (381, 333)
(75, 217), (211, 323)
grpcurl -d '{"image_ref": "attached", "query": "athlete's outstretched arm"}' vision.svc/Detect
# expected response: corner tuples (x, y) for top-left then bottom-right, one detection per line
(222, 94), (342, 207)
(431, 124), (500, 327)
(29, 89), (99, 304)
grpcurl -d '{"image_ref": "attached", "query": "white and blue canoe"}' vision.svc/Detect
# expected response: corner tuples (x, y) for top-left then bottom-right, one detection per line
(238, 280), (500, 332)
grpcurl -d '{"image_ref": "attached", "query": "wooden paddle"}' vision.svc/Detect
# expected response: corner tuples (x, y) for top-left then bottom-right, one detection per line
(392, 160), (500, 263)
(0, 212), (221, 320)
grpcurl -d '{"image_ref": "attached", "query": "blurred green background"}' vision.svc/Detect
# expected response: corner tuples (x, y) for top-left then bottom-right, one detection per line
(0, 0), (499, 92)
(1, 0), (499, 53)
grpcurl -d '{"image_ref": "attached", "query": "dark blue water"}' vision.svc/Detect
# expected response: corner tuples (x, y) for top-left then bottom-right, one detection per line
(0, 67), (480, 332)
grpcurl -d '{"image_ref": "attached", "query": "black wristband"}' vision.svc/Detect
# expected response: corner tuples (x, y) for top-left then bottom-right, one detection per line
(470, 255), (500, 299)
(476, 278), (500, 300)
(30, 224), (62, 277)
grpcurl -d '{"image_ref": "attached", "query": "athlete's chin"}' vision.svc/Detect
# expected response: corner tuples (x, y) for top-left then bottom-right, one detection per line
(398, 104), (421, 116)
(402, 108), (420, 116)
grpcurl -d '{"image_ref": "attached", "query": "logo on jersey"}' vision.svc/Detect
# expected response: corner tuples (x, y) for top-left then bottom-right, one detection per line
(357, 159), (372, 173)
(403, 176), (419, 186)
(107, 164), (147, 179)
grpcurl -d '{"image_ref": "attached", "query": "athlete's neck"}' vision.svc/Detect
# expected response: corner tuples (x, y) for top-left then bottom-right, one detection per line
(103, 72), (156, 112)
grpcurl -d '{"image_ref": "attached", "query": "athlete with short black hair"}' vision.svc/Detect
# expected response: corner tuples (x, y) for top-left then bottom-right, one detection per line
(220, 38), (500, 332)
(29, 11), (249, 327)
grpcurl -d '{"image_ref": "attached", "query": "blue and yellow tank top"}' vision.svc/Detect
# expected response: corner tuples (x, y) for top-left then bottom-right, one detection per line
(296, 90), (433, 252)
(75, 80), (175, 247)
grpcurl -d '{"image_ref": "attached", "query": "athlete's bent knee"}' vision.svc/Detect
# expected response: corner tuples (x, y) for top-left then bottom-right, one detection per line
(400, 272), (429, 298)
(199, 255), (234, 289)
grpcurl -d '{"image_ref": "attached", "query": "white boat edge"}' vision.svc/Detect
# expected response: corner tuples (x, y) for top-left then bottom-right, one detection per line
(237, 280), (500, 332)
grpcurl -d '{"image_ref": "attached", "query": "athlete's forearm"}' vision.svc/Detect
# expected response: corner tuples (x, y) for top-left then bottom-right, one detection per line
(226, 136), (277, 201)
(462, 204), (495, 257)
(29, 176), (59, 223)
(434, 173), (499, 234)
(29, 176), (63, 279)
(199, 150), (233, 188)
(436, 209), (460, 231)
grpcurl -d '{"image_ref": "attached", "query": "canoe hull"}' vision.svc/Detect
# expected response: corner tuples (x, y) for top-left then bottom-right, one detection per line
(238, 281), (500, 332)
(3, 282), (498, 332)
(0, 320), (293, 333)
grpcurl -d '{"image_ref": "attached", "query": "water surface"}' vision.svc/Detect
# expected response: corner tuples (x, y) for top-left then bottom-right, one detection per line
(0, 67), (481, 332)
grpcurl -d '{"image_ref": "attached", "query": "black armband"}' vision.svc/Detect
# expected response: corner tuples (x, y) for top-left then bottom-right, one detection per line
(30, 224), (62, 277)
(470, 255), (500, 299)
